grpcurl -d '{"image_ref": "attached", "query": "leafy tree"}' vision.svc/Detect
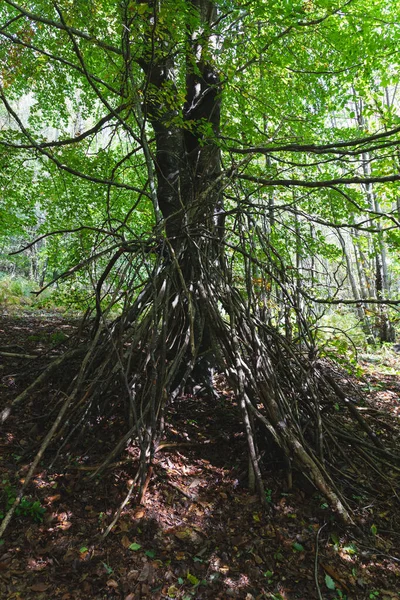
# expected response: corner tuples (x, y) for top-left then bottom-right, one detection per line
(1, 0), (400, 529)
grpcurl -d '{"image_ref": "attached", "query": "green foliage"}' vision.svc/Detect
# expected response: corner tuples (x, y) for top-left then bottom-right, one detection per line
(316, 309), (369, 357)
(325, 574), (336, 590)
(0, 480), (46, 523)
(0, 274), (34, 307)
(128, 542), (141, 551)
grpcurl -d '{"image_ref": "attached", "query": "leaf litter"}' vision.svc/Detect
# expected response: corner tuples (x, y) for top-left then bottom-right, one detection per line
(1, 313), (400, 598)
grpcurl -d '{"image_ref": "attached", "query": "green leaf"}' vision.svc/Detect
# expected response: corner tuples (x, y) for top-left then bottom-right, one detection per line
(292, 542), (304, 552)
(102, 562), (113, 575)
(145, 549), (155, 558)
(343, 543), (357, 555)
(370, 524), (377, 536)
(187, 573), (200, 585)
(79, 546), (88, 553)
(263, 570), (273, 579)
(325, 574), (336, 590)
(128, 542), (142, 551)
(331, 533), (339, 545)
(137, 3), (149, 14)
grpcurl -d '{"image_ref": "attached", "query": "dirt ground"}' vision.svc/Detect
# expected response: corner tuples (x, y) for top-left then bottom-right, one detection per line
(1, 311), (400, 599)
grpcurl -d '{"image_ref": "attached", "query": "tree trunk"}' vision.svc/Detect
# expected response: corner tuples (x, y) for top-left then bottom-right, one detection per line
(353, 90), (395, 343)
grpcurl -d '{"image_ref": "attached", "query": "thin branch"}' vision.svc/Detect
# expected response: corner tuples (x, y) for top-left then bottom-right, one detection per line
(0, 87), (149, 195)
(0, 29), (121, 95)
(236, 172), (400, 188)
(0, 103), (130, 150)
(227, 125), (400, 156)
(4, 0), (122, 55)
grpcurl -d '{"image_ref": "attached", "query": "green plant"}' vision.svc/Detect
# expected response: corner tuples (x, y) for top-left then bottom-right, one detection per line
(0, 480), (45, 523)
(102, 562), (113, 575)
(264, 488), (272, 503)
(50, 331), (68, 344)
(0, 275), (33, 307)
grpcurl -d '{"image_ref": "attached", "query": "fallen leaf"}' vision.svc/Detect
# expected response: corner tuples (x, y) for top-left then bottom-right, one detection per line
(45, 494), (61, 503)
(174, 526), (202, 544)
(138, 563), (153, 582)
(31, 583), (49, 592)
(128, 542), (141, 551)
(167, 585), (178, 597)
(127, 569), (139, 581)
(106, 579), (119, 588)
(292, 542), (304, 552)
(121, 535), (132, 548)
(187, 572), (200, 585)
(117, 521), (130, 532)
(321, 564), (349, 592)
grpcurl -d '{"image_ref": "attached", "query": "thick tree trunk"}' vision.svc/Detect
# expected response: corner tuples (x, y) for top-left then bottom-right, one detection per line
(136, 0), (224, 395)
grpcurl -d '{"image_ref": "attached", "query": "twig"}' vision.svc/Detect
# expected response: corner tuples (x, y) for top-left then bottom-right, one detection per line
(314, 523), (327, 600)
(102, 471), (140, 539)
(0, 351), (38, 359)
(0, 347), (84, 423)
(323, 372), (386, 450)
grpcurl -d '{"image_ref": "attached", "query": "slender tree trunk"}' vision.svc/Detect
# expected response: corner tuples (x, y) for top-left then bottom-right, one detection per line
(353, 90), (394, 343)
(338, 232), (374, 342)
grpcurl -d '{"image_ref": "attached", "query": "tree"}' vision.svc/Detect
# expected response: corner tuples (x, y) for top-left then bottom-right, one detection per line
(1, 0), (400, 532)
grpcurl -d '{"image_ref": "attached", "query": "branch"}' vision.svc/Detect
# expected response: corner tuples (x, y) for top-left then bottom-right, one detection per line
(305, 295), (400, 306)
(227, 126), (400, 156)
(0, 29), (121, 95)
(236, 172), (400, 188)
(231, 0), (355, 78)
(0, 103), (130, 150)
(4, 0), (122, 55)
(0, 87), (148, 195)
(0, 12), (24, 31)
(52, 2), (143, 148)
(9, 226), (124, 255)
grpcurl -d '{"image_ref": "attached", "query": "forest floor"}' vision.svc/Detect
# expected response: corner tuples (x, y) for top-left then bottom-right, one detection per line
(1, 311), (400, 600)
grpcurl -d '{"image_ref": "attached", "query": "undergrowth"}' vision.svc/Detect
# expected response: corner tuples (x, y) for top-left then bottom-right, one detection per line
(0, 479), (45, 523)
